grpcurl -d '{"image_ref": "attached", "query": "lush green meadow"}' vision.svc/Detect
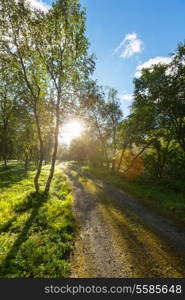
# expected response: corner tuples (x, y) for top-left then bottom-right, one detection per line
(80, 165), (185, 226)
(0, 161), (74, 278)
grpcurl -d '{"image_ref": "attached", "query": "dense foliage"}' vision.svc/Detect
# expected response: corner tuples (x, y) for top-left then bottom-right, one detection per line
(0, 0), (94, 192)
(67, 43), (185, 195)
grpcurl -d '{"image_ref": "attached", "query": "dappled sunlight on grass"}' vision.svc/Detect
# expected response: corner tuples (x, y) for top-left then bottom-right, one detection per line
(0, 162), (74, 278)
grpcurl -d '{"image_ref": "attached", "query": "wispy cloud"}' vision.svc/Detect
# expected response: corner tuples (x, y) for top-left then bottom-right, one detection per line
(121, 93), (134, 101)
(114, 33), (143, 58)
(28, 0), (50, 12)
(135, 56), (172, 77)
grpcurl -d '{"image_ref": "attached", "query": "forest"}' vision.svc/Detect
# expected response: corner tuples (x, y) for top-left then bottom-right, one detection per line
(0, 0), (185, 278)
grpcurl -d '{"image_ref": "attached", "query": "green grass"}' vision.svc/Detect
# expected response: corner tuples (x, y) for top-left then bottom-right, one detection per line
(78, 165), (185, 226)
(0, 161), (74, 278)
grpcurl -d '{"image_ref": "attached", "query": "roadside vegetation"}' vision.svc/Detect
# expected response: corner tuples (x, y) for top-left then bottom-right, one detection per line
(0, 161), (74, 278)
(77, 164), (185, 226)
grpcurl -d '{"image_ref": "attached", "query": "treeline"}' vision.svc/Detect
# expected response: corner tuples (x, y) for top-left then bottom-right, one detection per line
(0, 0), (185, 193)
(66, 43), (185, 190)
(0, 0), (94, 193)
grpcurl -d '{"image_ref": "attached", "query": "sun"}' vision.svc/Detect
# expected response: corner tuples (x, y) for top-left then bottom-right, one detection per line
(59, 120), (83, 145)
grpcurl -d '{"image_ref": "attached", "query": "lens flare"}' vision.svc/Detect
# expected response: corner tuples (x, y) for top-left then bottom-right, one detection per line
(59, 120), (83, 145)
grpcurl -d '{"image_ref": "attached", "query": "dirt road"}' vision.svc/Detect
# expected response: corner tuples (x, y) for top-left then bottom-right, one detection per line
(61, 163), (185, 278)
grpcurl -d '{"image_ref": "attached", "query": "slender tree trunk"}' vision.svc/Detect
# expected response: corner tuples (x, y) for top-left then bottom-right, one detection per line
(91, 111), (109, 168)
(3, 126), (8, 169)
(113, 127), (116, 156)
(4, 158), (7, 169)
(111, 129), (116, 170)
(105, 149), (109, 168)
(34, 105), (44, 193)
(112, 158), (115, 170)
(24, 152), (29, 173)
(158, 140), (170, 178)
(155, 149), (161, 178)
(44, 94), (60, 194)
(117, 145), (126, 173)
(16, 46), (44, 193)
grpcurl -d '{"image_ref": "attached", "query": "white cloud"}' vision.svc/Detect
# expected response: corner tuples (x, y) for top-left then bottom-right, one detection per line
(114, 33), (143, 58)
(28, 0), (50, 12)
(121, 93), (134, 101)
(135, 56), (172, 77)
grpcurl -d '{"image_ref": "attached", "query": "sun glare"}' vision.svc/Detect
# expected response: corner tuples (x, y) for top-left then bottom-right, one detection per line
(59, 120), (83, 145)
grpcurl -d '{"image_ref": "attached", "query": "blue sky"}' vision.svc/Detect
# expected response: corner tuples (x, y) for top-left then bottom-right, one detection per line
(32, 0), (185, 116)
